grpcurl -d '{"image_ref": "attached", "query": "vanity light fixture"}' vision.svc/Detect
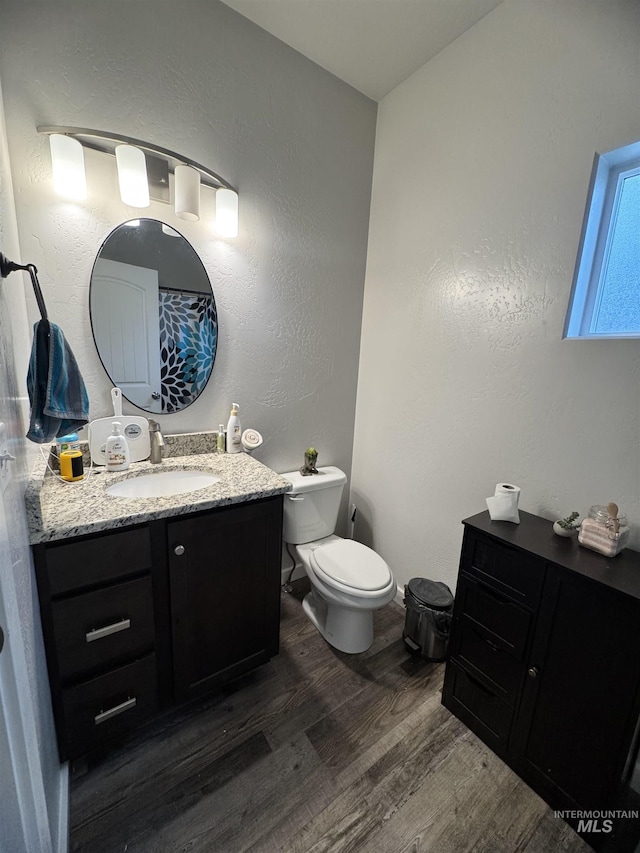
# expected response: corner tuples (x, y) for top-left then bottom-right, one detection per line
(38, 126), (239, 237)
(215, 187), (239, 239)
(174, 164), (201, 221)
(115, 144), (150, 208)
(49, 133), (87, 201)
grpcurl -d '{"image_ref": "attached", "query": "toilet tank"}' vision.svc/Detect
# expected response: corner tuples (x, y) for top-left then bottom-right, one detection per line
(281, 466), (348, 544)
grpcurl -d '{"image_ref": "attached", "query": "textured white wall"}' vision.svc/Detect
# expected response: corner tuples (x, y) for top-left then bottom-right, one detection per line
(352, 0), (640, 595)
(0, 0), (376, 480)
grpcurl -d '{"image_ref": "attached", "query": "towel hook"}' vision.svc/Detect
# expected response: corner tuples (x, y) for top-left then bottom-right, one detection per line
(0, 251), (49, 321)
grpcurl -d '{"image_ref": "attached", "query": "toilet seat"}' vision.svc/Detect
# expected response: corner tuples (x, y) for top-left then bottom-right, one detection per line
(310, 539), (392, 595)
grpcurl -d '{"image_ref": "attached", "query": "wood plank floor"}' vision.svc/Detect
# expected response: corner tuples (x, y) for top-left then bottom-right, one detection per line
(70, 579), (591, 853)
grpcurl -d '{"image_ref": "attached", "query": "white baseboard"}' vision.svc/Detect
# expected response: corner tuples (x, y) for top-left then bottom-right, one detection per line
(56, 762), (69, 853)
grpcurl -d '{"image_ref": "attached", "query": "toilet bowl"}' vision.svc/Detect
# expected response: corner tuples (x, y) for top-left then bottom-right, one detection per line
(281, 467), (397, 654)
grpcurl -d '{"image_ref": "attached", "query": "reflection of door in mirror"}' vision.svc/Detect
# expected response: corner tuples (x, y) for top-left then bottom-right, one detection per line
(91, 258), (163, 413)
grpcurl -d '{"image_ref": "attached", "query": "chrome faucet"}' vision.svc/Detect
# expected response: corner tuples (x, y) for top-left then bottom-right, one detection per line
(148, 420), (165, 464)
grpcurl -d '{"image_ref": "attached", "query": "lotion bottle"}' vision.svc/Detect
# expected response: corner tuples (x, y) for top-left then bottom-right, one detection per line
(105, 421), (130, 471)
(226, 403), (242, 453)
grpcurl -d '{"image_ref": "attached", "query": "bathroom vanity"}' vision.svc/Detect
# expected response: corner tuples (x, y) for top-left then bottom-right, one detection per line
(443, 510), (640, 851)
(27, 445), (290, 761)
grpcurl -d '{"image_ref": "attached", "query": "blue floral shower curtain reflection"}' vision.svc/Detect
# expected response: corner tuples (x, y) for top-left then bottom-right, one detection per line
(158, 289), (217, 413)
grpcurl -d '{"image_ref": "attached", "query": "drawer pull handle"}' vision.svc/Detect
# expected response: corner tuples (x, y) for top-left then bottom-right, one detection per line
(470, 623), (501, 652)
(94, 696), (137, 725)
(464, 670), (495, 698)
(528, 666), (539, 679)
(482, 634), (500, 652)
(85, 618), (131, 643)
(476, 580), (511, 606)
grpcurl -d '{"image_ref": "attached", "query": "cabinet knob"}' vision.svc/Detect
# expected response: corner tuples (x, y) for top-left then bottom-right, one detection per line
(174, 544), (185, 556)
(527, 666), (539, 679)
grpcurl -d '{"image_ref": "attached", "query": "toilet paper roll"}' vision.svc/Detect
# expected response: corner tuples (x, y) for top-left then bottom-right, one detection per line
(486, 493), (520, 523)
(495, 483), (521, 505)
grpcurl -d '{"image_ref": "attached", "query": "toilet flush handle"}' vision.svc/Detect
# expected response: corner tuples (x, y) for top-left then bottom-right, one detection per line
(287, 494), (305, 502)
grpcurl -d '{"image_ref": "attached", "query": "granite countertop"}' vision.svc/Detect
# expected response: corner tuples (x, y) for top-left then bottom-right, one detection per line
(26, 435), (292, 545)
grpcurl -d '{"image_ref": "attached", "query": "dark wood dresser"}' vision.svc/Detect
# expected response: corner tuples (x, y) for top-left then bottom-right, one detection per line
(442, 510), (640, 852)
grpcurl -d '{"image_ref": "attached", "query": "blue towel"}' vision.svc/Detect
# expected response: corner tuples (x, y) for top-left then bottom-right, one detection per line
(26, 320), (90, 443)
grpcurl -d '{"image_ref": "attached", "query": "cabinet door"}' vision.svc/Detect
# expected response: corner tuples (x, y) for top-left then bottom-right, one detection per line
(168, 497), (282, 702)
(511, 566), (640, 810)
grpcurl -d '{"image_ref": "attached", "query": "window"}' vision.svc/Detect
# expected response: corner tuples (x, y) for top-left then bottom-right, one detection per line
(564, 140), (640, 339)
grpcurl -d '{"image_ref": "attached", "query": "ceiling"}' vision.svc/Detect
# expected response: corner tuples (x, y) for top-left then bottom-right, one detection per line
(220, 0), (502, 101)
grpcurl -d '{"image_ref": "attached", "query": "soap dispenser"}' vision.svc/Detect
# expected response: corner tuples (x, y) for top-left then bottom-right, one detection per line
(226, 403), (242, 453)
(105, 421), (130, 471)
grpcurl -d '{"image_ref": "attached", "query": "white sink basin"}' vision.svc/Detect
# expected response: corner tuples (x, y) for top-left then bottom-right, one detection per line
(106, 469), (222, 499)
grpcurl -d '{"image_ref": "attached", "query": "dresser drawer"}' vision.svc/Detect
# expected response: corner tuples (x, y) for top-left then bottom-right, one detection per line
(463, 530), (545, 607)
(453, 615), (523, 703)
(456, 573), (530, 659)
(61, 654), (158, 759)
(443, 661), (513, 752)
(51, 576), (155, 683)
(45, 527), (152, 596)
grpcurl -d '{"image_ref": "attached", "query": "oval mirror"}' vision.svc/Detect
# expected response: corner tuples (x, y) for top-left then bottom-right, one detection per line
(90, 218), (217, 414)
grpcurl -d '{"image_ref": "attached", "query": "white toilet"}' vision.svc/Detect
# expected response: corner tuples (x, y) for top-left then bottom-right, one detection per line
(281, 466), (396, 654)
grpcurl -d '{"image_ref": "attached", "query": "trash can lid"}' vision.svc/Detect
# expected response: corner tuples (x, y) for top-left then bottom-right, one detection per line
(407, 578), (453, 610)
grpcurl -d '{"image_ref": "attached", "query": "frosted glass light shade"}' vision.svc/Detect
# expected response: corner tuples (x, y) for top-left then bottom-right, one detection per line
(174, 164), (200, 221)
(115, 145), (149, 207)
(215, 188), (238, 238)
(49, 134), (86, 200)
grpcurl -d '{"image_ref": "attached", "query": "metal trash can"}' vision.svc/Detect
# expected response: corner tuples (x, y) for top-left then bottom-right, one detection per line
(403, 577), (454, 661)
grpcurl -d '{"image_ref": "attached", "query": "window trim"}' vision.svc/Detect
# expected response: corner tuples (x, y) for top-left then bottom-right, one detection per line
(563, 140), (640, 340)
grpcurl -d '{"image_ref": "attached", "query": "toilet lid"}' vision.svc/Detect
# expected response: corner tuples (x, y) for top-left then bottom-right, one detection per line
(311, 539), (392, 592)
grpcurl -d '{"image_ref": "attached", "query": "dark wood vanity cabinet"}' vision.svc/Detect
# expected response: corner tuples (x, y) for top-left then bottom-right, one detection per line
(33, 526), (158, 760)
(443, 511), (640, 850)
(168, 498), (282, 703)
(33, 495), (283, 761)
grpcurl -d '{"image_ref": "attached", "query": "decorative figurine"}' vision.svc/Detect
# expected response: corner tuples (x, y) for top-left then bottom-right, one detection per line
(553, 512), (580, 537)
(300, 447), (318, 476)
